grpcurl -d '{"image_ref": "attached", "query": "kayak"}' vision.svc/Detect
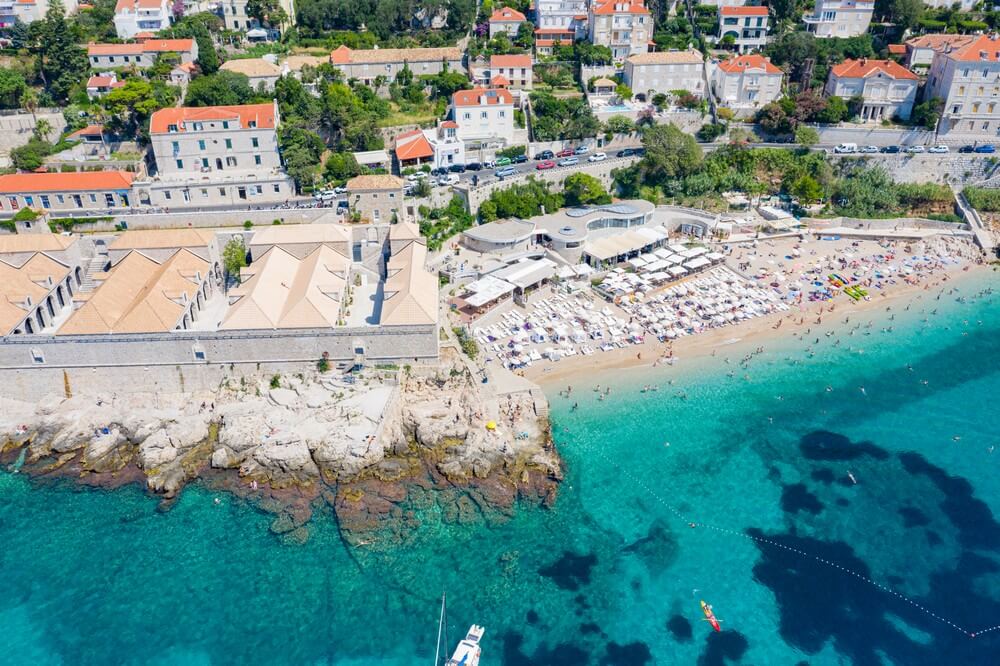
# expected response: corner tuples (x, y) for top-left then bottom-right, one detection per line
(700, 600), (721, 632)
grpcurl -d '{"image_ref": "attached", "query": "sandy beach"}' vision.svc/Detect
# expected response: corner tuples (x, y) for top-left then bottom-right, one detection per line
(520, 240), (992, 390)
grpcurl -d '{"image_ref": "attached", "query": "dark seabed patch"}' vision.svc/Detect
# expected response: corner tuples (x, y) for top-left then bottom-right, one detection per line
(810, 468), (836, 484)
(579, 622), (603, 636)
(525, 609), (539, 625)
(799, 431), (889, 461)
(501, 632), (589, 666)
(835, 498), (850, 507)
(697, 630), (749, 666)
(621, 519), (679, 570)
(667, 614), (694, 643)
(899, 506), (930, 528)
(780, 483), (824, 515)
(539, 552), (597, 591)
(599, 641), (652, 665)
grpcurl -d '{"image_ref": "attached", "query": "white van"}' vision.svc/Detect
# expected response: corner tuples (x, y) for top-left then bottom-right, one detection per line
(438, 173), (460, 186)
(834, 143), (858, 154)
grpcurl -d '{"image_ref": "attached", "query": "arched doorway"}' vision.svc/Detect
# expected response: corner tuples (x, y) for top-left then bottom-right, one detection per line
(25, 318), (33, 334)
(35, 309), (45, 331)
(65, 276), (73, 297)
(74, 266), (82, 286)
(56, 286), (65, 308)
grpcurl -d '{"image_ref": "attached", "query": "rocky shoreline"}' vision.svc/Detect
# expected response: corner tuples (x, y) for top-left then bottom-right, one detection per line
(0, 351), (562, 545)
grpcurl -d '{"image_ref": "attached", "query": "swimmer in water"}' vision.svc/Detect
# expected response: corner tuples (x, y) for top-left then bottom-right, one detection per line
(859, 386), (867, 395)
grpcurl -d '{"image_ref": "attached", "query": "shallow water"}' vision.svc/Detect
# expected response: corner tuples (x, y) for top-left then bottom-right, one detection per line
(3, 273), (1000, 665)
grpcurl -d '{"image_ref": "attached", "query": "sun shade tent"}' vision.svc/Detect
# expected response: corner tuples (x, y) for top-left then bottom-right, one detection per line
(462, 275), (516, 307)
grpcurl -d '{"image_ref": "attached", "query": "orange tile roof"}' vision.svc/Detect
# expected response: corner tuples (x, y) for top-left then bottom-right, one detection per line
(0, 171), (133, 194)
(148, 103), (276, 134)
(830, 58), (918, 80)
(68, 124), (107, 140)
(491, 54), (532, 68)
(490, 6), (526, 21)
(944, 34), (1000, 62)
(394, 129), (435, 161)
(115, 0), (164, 11)
(440, 120), (458, 128)
(534, 28), (574, 36)
(87, 75), (116, 88)
(329, 44), (462, 65)
(491, 74), (511, 87)
(887, 44), (906, 55)
(904, 34), (974, 52)
(592, 0), (650, 15)
(452, 88), (514, 107)
(720, 5), (768, 15)
(87, 39), (195, 56)
(716, 54), (781, 75)
(346, 175), (405, 190)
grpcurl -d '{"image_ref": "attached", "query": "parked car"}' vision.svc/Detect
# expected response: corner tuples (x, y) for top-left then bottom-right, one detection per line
(438, 173), (460, 186)
(556, 148), (574, 158)
(588, 152), (607, 162)
(905, 145), (925, 153)
(466, 162), (482, 171)
(495, 156), (512, 166)
(448, 163), (466, 173)
(617, 148), (636, 157)
(558, 157), (580, 167)
(634, 147), (646, 156)
(574, 145), (589, 155)
(337, 200), (349, 211)
(495, 166), (517, 178)
(975, 144), (996, 153)
(313, 190), (337, 202)
(881, 145), (901, 154)
(535, 150), (554, 160)
(536, 160), (556, 170)
(928, 144), (950, 154)
(860, 145), (879, 154)
(834, 143), (857, 154)
(406, 171), (428, 181)
(512, 153), (528, 164)
(959, 145), (976, 153)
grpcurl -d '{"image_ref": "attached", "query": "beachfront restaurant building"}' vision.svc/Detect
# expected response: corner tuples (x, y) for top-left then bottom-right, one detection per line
(455, 257), (558, 317)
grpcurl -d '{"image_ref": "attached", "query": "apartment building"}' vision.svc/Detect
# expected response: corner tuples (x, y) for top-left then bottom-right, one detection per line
(346, 175), (406, 224)
(394, 122), (466, 169)
(113, 0), (171, 39)
(534, 28), (577, 55)
(534, 0), (587, 34)
(0, 172), (135, 214)
(623, 50), (705, 99)
(450, 88), (516, 145)
(711, 54), (783, 111)
(718, 6), (769, 54)
(588, 0), (653, 61)
(824, 58), (918, 122)
(489, 6), (527, 38)
(802, 0), (873, 38)
(0, 0), (77, 27)
(219, 0), (295, 31)
(87, 38), (199, 69)
(329, 45), (464, 90)
(926, 34), (1000, 137)
(905, 34), (975, 71)
(488, 54), (533, 90)
(142, 102), (294, 207)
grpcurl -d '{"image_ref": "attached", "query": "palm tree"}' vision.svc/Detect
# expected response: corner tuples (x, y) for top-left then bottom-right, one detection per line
(21, 86), (38, 124)
(33, 117), (52, 142)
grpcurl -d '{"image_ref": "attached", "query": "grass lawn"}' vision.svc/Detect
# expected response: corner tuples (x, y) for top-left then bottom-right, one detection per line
(377, 101), (444, 128)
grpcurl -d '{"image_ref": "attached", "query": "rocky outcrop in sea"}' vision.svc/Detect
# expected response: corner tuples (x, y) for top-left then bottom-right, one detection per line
(0, 353), (561, 545)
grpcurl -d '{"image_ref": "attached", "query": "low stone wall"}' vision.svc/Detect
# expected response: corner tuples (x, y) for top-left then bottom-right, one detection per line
(805, 216), (969, 232)
(457, 155), (641, 213)
(0, 325), (438, 400)
(45, 207), (338, 232)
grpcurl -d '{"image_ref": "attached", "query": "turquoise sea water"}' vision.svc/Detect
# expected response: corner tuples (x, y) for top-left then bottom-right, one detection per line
(3, 272), (1000, 665)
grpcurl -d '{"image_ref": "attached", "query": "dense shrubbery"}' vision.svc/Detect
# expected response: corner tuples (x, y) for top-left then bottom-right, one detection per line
(529, 92), (601, 141)
(964, 187), (1000, 213)
(478, 178), (565, 222)
(418, 196), (476, 251)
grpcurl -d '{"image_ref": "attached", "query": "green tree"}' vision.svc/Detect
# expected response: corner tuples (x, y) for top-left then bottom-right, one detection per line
(615, 83), (632, 101)
(794, 125), (820, 147)
(787, 174), (824, 203)
(103, 79), (177, 137)
(323, 152), (361, 183)
(222, 237), (248, 282)
(32, 117), (52, 142)
(279, 126), (325, 192)
(185, 71), (259, 106)
(11, 139), (51, 171)
(639, 123), (703, 185)
(0, 70), (27, 109)
(563, 173), (612, 207)
(814, 95), (849, 123)
(33, 0), (88, 102)
(911, 98), (943, 131)
(246, 0), (288, 26)
(604, 115), (635, 136)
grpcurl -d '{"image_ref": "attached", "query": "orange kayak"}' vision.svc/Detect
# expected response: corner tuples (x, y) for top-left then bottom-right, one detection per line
(700, 600), (721, 632)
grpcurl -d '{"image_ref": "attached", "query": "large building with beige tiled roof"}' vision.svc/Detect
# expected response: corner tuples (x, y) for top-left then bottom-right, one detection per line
(328, 45), (464, 93)
(58, 249), (213, 335)
(346, 175), (406, 224)
(624, 50), (705, 99)
(0, 252), (76, 335)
